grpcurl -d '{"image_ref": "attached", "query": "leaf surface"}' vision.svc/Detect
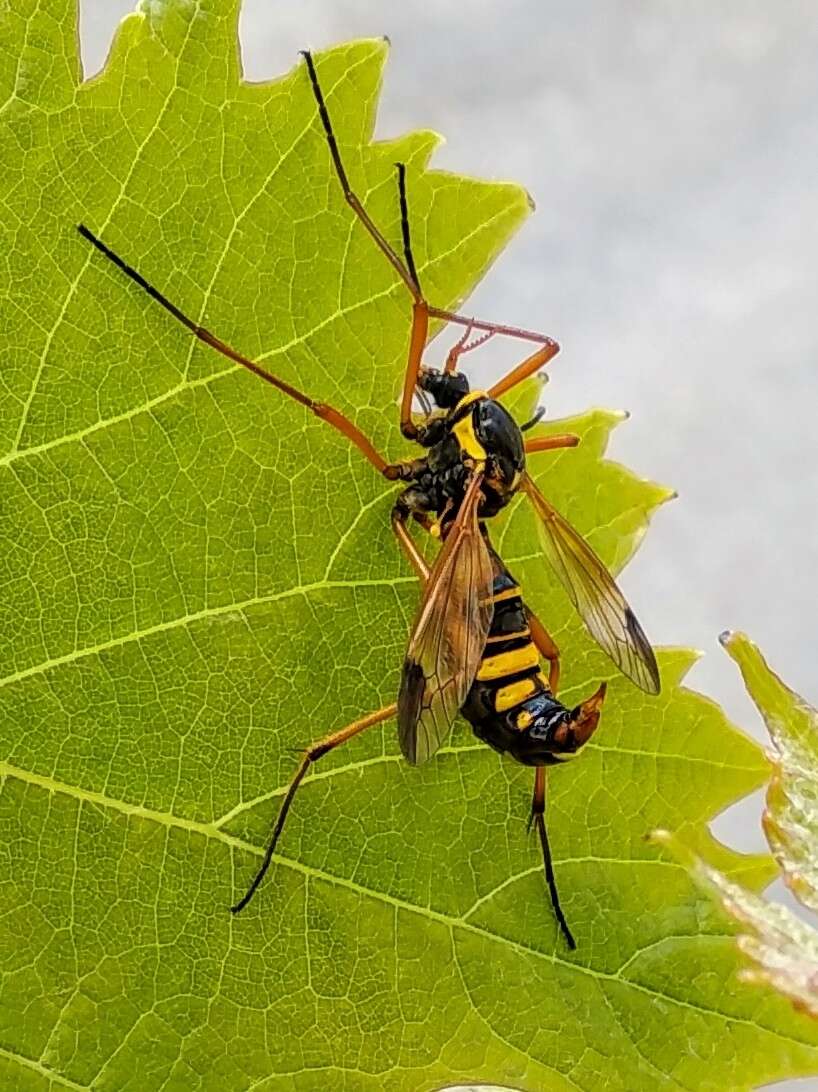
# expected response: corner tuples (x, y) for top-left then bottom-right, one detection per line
(655, 633), (818, 1021)
(2, 4), (818, 1089)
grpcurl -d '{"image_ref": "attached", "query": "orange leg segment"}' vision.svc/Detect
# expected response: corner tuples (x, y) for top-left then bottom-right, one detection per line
(231, 702), (398, 914)
(400, 302), (430, 440)
(301, 51), (561, 424)
(77, 225), (391, 476)
(301, 51), (421, 302)
(392, 509), (431, 583)
(488, 341), (561, 401)
(524, 434), (580, 456)
(526, 608), (561, 693)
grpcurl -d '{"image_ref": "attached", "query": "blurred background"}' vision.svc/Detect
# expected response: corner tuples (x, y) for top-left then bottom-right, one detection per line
(80, 4), (818, 1087)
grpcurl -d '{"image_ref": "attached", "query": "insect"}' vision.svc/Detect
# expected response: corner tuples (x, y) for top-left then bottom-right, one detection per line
(77, 50), (660, 948)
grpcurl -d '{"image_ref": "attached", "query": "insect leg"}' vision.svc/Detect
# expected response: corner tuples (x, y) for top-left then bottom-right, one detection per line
(525, 607), (561, 693)
(302, 51), (429, 441)
(231, 702), (398, 914)
(488, 341), (561, 400)
(391, 488), (433, 583)
(390, 162), (439, 442)
(382, 456), (430, 483)
(395, 162), (421, 293)
(304, 53), (562, 345)
(524, 434), (580, 456)
(301, 51), (422, 302)
(77, 224), (390, 475)
(302, 52), (560, 414)
(530, 766), (576, 950)
(399, 300), (430, 441)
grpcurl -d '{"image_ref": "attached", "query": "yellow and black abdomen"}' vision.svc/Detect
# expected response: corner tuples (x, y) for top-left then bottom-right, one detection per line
(461, 562), (585, 766)
(475, 571), (545, 711)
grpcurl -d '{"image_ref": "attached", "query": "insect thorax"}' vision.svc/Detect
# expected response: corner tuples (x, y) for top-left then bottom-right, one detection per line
(425, 388), (525, 518)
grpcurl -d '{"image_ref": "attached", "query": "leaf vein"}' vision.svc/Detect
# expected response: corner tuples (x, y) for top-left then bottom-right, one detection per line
(4, 760), (812, 1051)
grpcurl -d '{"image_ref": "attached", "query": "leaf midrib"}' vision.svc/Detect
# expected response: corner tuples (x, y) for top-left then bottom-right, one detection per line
(0, 1044), (86, 1092)
(5, 751), (806, 1057)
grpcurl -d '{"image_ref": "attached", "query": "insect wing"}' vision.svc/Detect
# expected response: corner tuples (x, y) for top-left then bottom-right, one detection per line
(398, 475), (494, 764)
(521, 473), (660, 694)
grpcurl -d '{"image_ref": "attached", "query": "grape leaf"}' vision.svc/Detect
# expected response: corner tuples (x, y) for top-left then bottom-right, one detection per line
(2, 3), (818, 1090)
(654, 633), (818, 1021)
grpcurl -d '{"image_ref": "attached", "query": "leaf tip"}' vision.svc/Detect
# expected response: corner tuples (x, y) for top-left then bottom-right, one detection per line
(647, 829), (719, 886)
(720, 630), (816, 746)
(656, 646), (704, 687)
(719, 630), (767, 677)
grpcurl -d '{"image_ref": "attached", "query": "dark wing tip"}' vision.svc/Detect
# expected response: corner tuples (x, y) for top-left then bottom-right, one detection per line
(643, 661), (661, 695)
(625, 608), (661, 694)
(397, 658), (425, 764)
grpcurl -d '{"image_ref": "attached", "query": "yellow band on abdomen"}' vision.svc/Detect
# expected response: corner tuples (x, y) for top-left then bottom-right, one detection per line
(476, 643), (540, 681)
(489, 585), (521, 604)
(493, 676), (539, 712)
(484, 627), (530, 644)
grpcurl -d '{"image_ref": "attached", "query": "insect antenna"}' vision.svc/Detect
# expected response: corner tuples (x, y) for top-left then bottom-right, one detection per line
(444, 325), (495, 374)
(520, 406), (546, 431)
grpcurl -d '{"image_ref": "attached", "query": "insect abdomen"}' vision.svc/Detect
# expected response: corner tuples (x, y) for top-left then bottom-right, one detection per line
(476, 579), (543, 700)
(462, 560), (591, 766)
(466, 567), (548, 719)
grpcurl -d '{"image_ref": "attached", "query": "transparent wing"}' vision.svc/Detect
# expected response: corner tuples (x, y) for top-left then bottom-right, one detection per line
(398, 473), (494, 764)
(522, 473), (660, 694)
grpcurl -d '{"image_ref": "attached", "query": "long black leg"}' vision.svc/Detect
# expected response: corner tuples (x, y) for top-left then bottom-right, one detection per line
(531, 766), (576, 949)
(231, 703), (398, 913)
(300, 50), (422, 302)
(395, 162), (421, 293)
(300, 50), (560, 351)
(77, 225), (390, 474)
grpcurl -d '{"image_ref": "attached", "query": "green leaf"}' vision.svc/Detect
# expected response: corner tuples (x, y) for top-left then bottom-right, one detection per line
(726, 631), (818, 915)
(655, 633), (818, 1021)
(2, 3), (818, 1089)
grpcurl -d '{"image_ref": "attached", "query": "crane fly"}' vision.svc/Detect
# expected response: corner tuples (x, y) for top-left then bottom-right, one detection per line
(77, 49), (660, 949)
